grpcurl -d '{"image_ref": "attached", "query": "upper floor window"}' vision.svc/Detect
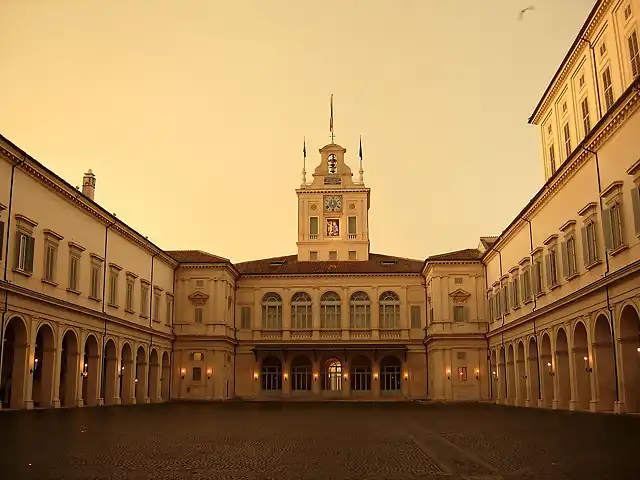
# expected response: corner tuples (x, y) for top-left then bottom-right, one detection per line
(166, 295), (173, 325)
(0, 220), (4, 263)
(140, 281), (150, 317)
(69, 253), (80, 292)
(348, 216), (357, 239)
(549, 144), (556, 175)
(349, 291), (371, 329)
(108, 268), (119, 306)
(629, 31), (639, 78)
(579, 74), (585, 88)
(546, 246), (559, 288)
(582, 219), (600, 267)
(532, 256), (544, 297)
(195, 306), (203, 324)
(320, 291), (341, 329)
(632, 186), (640, 236)
(410, 305), (421, 329)
(624, 4), (632, 20)
(561, 101), (568, 114)
(261, 292), (283, 330)
(603, 201), (624, 251)
(521, 264), (532, 303)
(42, 230), (62, 284)
(89, 255), (103, 301)
(547, 123), (553, 136)
(125, 275), (135, 312)
(599, 41), (607, 57)
(15, 232), (35, 274)
(152, 288), (161, 322)
(309, 217), (319, 239)
(453, 305), (466, 323)
(602, 67), (614, 110)
(291, 291), (312, 329)
(240, 306), (251, 329)
(379, 291), (400, 329)
(581, 97), (591, 135)
(563, 123), (572, 158)
(309, 251), (318, 261)
(509, 273), (520, 310)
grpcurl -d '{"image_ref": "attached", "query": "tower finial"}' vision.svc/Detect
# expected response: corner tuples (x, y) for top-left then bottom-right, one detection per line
(358, 135), (364, 183)
(329, 94), (334, 143)
(302, 137), (307, 185)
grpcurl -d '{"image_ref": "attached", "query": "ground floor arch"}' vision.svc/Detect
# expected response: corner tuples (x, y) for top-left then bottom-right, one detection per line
(135, 346), (148, 404)
(593, 315), (616, 411)
(619, 305), (640, 413)
(120, 343), (134, 404)
(261, 356), (282, 391)
(540, 334), (553, 408)
(1, 317), (29, 409)
(82, 334), (100, 406)
(32, 323), (56, 408)
(527, 337), (540, 406)
(59, 329), (79, 407)
(555, 328), (571, 409)
(149, 348), (160, 402)
(161, 351), (170, 400)
(380, 355), (402, 392)
(103, 339), (118, 405)
(572, 321), (591, 410)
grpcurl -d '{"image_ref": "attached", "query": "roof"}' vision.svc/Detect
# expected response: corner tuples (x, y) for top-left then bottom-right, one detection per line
(479, 236), (499, 250)
(235, 253), (424, 275)
(167, 250), (230, 264)
(425, 248), (482, 262)
(528, 0), (602, 123)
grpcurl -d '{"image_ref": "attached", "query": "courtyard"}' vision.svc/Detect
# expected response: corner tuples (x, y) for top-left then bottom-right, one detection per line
(0, 402), (638, 480)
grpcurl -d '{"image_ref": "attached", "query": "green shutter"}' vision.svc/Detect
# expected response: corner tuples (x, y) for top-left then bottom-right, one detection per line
(631, 187), (640, 235)
(602, 208), (613, 251)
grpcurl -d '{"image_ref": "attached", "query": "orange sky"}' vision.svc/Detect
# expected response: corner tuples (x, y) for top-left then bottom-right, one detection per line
(0, 0), (596, 262)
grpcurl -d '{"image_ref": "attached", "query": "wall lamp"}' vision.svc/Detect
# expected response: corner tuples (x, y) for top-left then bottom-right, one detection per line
(283, 372), (289, 382)
(313, 372), (319, 381)
(119, 366), (124, 378)
(547, 362), (555, 376)
(207, 368), (213, 380)
(403, 372), (409, 381)
(180, 367), (186, 379)
(474, 368), (480, 380)
(81, 362), (88, 378)
(343, 373), (348, 381)
(492, 370), (498, 380)
(253, 372), (259, 380)
(446, 368), (451, 380)
(30, 358), (39, 375)
(583, 356), (592, 373)
(373, 372), (379, 381)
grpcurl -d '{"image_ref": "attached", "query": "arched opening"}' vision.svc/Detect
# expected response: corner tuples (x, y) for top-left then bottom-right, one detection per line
(1, 317), (28, 409)
(135, 346), (148, 403)
(573, 321), (591, 410)
(593, 315), (616, 411)
(290, 356), (312, 391)
(120, 343), (133, 404)
(490, 350), (498, 401)
(320, 292), (341, 329)
(540, 334), (553, 408)
(59, 330), (78, 407)
(321, 357), (343, 391)
(506, 345), (516, 405)
(498, 347), (507, 401)
(619, 305), (640, 413)
(148, 349), (160, 402)
(379, 291), (400, 329)
(516, 342), (527, 405)
(260, 356), (282, 391)
(82, 335), (100, 406)
(349, 291), (371, 329)
(380, 356), (402, 392)
(350, 355), (371, 392)
(32, 324), (55, 408)
(555, 328), (571, 409)
(102, 339), (117, 405)
(261, 293), (283, 330)
(161, 351), (170, 400)
(290, 292), (312, 330)
(527, 337), (540, 406)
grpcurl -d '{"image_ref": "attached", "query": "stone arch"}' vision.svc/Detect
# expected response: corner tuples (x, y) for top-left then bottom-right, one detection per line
(161, 351), (170, 400)
(102, 338), (118, 405)
(572, 320), (591, 410)
(540, 332), (553, 407)
(593, 314), (616, 411)
(82, 334), (100, 406)
(349, 291), (371, 329)
(290, 355), (312, 391)
(135, 345), (148, 403)
(516, 341), (527, 405)
(490, 349), (498, 400)
(32, 322), (56, 408)
(506, 343), (516, 404)
(261, 292), (283, 330)
(148, 348), (160, 402)
(527, 336), (540, 406)
(498, 345), (507, 401)
(59, 329), (79, 407)
(319, 355), (344, 393)
(555, 327), (571, 409)
(380, 355), (402, 392)
(120, 342), (134, 404)
(618, 304), (640, 413)
(379, 291), (400, 329)
(290, 292), (312, 330)
(320, 291), (341, 329)
(1, 316), (29, 409)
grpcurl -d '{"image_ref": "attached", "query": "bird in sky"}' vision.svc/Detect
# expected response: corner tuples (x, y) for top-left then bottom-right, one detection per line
(518, 5), (535, 20)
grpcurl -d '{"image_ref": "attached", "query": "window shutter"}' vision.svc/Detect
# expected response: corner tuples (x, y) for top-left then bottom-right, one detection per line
(602, 208), (613, 251)
(580, 226), (589, 265)
(26, 236), (35, 273)
(561, 241), (569, 278)
(462, 306), (467, 322)
(520, 272), (526, 300)
(0, 221), (4, 261)
(545, 254), (552, 288)
(14, 234), (21, 268)
(534, 263), (541, 295)
(631, 187), (640, 235)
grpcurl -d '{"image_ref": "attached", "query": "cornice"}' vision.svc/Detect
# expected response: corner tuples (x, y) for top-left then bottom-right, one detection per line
(238, 272), (423, 280)
(295, 188), (371, 195)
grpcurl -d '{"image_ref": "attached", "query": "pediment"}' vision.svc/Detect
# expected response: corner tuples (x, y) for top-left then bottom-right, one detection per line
(188, 291), (209, 306)
(449, 288), (471, 304)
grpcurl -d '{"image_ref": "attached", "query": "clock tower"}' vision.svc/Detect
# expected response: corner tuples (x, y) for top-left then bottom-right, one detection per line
(296, 143), (371, 262)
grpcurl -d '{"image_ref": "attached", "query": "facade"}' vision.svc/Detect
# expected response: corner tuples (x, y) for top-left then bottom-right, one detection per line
(0, 0), (638, 412)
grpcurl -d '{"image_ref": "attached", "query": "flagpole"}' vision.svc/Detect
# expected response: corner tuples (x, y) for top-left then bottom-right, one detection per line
(358, 135), (364, 184)
(330, 94), (334, 143)
(302, 136), (307, 185)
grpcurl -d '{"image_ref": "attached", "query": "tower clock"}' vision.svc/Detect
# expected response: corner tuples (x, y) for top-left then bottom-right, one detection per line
(324, 195), (342, 212)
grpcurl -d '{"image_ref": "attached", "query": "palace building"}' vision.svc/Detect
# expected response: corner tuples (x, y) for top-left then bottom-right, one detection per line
(0, 0), (639, 411)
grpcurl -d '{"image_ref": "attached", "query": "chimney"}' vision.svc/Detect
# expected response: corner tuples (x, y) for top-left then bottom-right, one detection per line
(82, 169), (96, 201)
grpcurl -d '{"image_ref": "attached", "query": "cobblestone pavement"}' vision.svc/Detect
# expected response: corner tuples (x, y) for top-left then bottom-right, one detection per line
(0, 402), (638, 480)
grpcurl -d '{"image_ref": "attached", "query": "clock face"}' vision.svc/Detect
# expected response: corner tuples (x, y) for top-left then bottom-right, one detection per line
(324, 195), (342, 212)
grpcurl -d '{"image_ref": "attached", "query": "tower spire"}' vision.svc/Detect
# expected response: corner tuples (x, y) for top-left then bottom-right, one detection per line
(302, 137), (307, 185)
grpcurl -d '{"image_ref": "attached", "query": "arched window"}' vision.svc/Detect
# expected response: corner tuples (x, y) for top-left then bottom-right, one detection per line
(380, 356), (402, 391)
(321, 358), (343, 391)
(379, 291), (400, 329)
(320, 291), (341, 329)
(260, 356), (282, 391)
(291, 292), (312, 329)
(349, 291), (371, 328)
(261, 293), (283, 330)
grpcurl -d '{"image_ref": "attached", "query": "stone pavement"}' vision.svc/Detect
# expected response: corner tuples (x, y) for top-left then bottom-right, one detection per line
(0, 401), (638, 480)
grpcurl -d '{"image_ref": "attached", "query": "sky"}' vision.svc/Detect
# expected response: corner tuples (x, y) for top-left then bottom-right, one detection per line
(0, 0), (597, 263)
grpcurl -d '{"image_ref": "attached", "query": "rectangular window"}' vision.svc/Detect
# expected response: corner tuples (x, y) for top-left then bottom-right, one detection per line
(501, 286), (508, 313)
(453, 305), (466, 323)
(140, 284), (149, 317)
(126, 279), (135, 311)
(522, 266), (532, 302)
(90, 264), (101, 299)
(348, 250), (357, 260)
(348, 216), (357, 236)
(195, 307), (203, 324)
(549, 144), (556, 175)
(69, 255), (80, 291)
(625, 4), (632, 20)
(166, 296), (173, 325)
(309, 217), (319, 237)
(603, 203), (624, 251)
(582, 221), (599, 266)
(0, 221), (4, 261)
(546, 247), (559, 287)
(602, 67), (614, 110)
(581, 97), (590, 134)
(631, 186), (640, 235)
(410, 306), (421, 329)
(563, 123), (571, 158)
(457, 366), (468, 382)
(329, 251), (338, 260)
(629, 31), (639, 78)
(511, 275), (520, 309)
(15, 233), (35, 273)
(532, 260), (543, 295)
(153, 291), (161, 321)
(561, 237), (578, 278)
(600, 42), (607, 57)
(241, 306), (251, 329)
(192, 367), (202, 382)
(43, 243), (57, 282)
(454, 277), (463, 284)
(579, 74), (585, 88)
(108, 272), (118, 305)
(309, 251), (318, 261)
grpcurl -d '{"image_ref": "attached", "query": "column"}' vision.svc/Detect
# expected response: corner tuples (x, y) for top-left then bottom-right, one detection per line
(51, 325), (65, 408)
(312, 287), (320, 340)
(283, 288), (291, 340)
(341, 287), (349, 340)
(253, 288), (262, 339)
(400, 286), (408, 339)
(24, 322), (37, 410)
(371, 287), (379, 340)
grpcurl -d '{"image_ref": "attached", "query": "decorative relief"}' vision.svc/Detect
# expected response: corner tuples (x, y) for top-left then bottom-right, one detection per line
(326, 219), (340, 237)
(310, 204), (317, 210)
(449, 288), (471, 305)
(188, 291), (209, 307)
(349, 203), (355, 210)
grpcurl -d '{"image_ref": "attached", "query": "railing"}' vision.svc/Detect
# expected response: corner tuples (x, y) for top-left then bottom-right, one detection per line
(290, 329), (312, 339)
(379, 329), (401, 339)
(348, 234), (357, 239)
(261, 330), (283, 339)
(310, 234), (318, 240)
(320, 329), (341, 339)
(350, 329), (371, 339)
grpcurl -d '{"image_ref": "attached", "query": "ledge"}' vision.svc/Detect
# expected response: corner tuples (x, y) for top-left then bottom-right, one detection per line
(12, 268), (32, 278)
(543, 234), (558, 245)
(109, 262), (123, 271)
(531, 247), (544, 256)
(125, 308), (136, 315)
(626, 158), (640, 176)
(68, 241), (85, 252)
(125, 271), (138, 279)
(41, 278), (58, 287)
(499, 274), (509, 281)
(578, 202), (598, 217)
(559, 220), (577, 232)
(88, 296), (101, 303)
(140, 279), (151, 286)
(508, 265), (520, 274)
(565, 273), (579, 282)
(549, 282), (561, 291)
(14, 214), (37, 228)
(107, 302), (119, 309)
(519, 257), (530, 266)
(585, 259), (602, 271)
(609, 244), (629, 257)
(66, 288), (81, 296)
(600, 180), (624, 198)
(90, 253), (105, 262)
(153, 285), (164, 292)
(42, 229), (64, 241)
